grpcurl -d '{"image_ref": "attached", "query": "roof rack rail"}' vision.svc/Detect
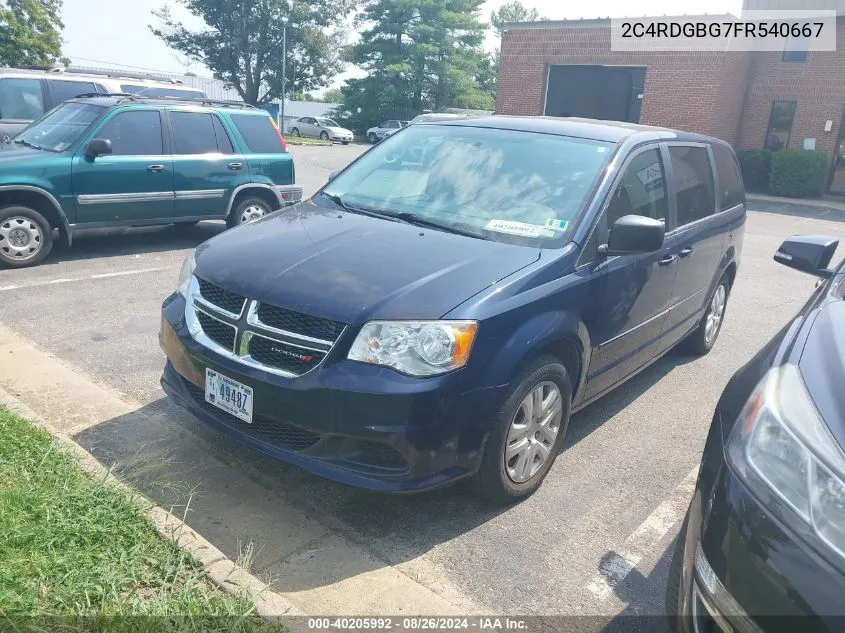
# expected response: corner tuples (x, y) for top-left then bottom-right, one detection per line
(70, 92), (254, 109)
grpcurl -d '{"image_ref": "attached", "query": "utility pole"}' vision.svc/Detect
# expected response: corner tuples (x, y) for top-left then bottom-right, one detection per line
(280, 16), (288, 132)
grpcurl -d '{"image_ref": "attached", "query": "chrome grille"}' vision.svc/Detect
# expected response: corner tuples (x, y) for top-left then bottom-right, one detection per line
(197, 278), (246, 316)
(185, 276), (345, 377)
(196, 311), (236, 350)
(255, 303), (344, 342)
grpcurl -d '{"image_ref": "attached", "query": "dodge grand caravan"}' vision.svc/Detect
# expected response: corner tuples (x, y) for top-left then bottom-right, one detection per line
(160, 117), (746, 502)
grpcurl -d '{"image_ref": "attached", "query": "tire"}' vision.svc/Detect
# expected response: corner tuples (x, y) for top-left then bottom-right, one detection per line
(290, 127), (300, 137)
(665, 514), (689, 633)
(0, 205), (53, 268)
(682, 274), (730, 356)
(472, 355), (572, 504)
(227, 197), (273, 229)
(368, 132), (378, 144)
(320, 131), (330, 141)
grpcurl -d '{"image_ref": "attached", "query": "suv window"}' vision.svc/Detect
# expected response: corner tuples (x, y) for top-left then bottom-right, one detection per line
(212, 116), (234, 153)
(582, 148), (668, 263)
(711, 144), (744, 210)
(171, 111), (218, 154)
(97, 110), (163, 155)
(669, 145), (716, 227)
(0, 78), (44, 120)
(230, 114), (284, 153)
(50, 80), (97, 103)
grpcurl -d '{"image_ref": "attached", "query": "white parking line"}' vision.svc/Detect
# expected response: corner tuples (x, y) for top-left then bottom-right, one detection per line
(585, 465), (700, 601)
(0, 267), (167, 292)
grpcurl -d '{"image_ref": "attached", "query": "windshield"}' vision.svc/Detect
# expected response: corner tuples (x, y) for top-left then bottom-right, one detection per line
(321, 124), (614, 246)
(318, 118), (340, 128)
(14, 102), (105, 152)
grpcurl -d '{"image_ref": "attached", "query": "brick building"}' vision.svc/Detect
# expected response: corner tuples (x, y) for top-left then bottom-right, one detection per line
(496, 10), (845, 195)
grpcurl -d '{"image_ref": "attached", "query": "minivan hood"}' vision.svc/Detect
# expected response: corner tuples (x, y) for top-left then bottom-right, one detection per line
(194, 199), (540, 324)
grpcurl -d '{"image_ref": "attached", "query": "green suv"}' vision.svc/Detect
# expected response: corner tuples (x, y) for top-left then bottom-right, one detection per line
(0, 94), (301, 267)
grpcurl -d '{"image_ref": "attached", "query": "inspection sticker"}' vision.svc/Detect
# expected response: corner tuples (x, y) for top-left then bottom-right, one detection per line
(485, 219), (555, 238)
(545, 219), (569, 231)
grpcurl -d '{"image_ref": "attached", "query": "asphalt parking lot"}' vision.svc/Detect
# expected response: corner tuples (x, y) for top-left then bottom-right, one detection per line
(2, 141), (845, 623)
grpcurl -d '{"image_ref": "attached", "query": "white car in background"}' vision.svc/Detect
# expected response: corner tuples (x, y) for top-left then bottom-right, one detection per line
(289, 117), (353, 144)
(366, 119), (409, 143)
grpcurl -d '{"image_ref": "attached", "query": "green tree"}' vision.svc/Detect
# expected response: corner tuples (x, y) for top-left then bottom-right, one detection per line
(151, 0), (354, 105)
(490, 0), (542, 39)
(335, 0), (492, 133)
(0, 0), (67, 67)
(321, 87), (344, 103)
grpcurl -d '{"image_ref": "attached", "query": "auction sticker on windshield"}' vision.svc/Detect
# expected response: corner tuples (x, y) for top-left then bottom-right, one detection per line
(205, 368), (253, 423)
(485, 219), (555, 238)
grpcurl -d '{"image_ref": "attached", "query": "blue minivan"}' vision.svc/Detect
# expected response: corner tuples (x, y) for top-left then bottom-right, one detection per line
(160, 116), (745, 502)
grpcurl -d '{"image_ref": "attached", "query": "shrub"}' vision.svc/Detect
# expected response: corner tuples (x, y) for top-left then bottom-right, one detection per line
(736, 149), (772, 191)
(769, 150), (828, 198)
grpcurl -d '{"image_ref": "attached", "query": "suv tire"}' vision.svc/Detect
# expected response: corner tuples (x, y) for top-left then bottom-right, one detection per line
(682, 274), (730, 356)
(0, 205), (53, 268)
(472, 355), (571, 504)
(228, 197), (273, 228)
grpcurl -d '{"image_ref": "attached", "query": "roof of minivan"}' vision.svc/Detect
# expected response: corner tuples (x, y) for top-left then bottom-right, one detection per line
(423, 115), (720, 145)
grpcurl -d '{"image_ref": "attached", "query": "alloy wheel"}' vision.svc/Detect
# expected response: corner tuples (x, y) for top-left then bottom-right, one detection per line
(504, 381), (563, 483)
(0, 216), (43, 261)
(704, 283), (727, 345)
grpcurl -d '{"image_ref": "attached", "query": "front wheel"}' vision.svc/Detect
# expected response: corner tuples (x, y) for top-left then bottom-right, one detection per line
(320, 131), (330, 141)
(368, 132), (377, 144)
(472, 355), (571, 504)
(682, 275), (730, 356)
(0, 205), (53, 268)
(227, 197), (272, 228)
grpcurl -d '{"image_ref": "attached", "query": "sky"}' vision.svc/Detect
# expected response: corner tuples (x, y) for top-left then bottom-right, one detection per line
(60, 0), (745, 95)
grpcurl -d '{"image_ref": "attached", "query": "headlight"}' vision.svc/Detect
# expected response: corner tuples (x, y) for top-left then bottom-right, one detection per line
(347, 321), (478, 376)
(176, 251), (196, 297)
(727, 365), (845, 560)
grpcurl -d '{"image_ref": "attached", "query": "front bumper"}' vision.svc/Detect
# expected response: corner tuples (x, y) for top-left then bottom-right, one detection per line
(681, 411), (845, 632)
(329, 133), (353, 143)
(159, 293), (496, 492)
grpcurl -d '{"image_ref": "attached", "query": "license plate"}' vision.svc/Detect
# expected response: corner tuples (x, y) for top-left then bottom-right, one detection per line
(205, 368), (253, 423)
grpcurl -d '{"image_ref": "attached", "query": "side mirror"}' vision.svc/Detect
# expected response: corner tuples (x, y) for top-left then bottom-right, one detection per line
(327, 170), (339, 182)
(774, 235), (838, 278)
(599, 215), (665, 256)
(85, 138), (112, 159)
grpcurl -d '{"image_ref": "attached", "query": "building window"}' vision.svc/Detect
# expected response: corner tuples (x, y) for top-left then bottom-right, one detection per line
(764, 101), (796, 151)
(783, 37), (809, 62)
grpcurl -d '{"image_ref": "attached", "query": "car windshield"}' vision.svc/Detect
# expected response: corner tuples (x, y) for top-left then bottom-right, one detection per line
(321, 124), (614, 247)
(318, 118), (340, 127)
(14, 102), (104, 152)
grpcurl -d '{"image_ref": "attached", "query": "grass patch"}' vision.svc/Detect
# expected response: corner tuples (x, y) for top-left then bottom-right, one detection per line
(0, 408), (283, 633)
(283, 136), (331, 146)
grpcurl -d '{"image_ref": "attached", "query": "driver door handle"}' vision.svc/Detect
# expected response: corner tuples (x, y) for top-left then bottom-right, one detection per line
(147, 164), (165, 173)
(228, 162), (243, 170)
(658, 254), (677, 266)
(678, 246), (695, 258)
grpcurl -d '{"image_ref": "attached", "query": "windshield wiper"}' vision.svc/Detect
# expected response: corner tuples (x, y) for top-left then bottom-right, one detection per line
(319, 192), (401, 222)
(380, 211), (482, 239)
(14, 139), (44, 151)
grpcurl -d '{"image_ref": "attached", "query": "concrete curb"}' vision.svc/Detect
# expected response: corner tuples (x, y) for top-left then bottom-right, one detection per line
(747, 193), (845, 214)
(0, 386), (304, 621)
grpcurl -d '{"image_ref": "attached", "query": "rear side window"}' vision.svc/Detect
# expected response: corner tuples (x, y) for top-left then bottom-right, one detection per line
(50, 80), (97, 103)
(212, 116), (234, 153)
(171, 111), (217, 154)
(0, 78), (44, 120)
(230, 114), (284, 153)
(711, 144), (744, 210)
(668, 146), (716, 227)
(97, 110), (163, 155)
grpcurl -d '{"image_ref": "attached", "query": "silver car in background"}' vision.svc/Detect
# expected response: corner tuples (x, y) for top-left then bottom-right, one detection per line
(366, 119), (409, 143)
(289, 116), (354, 144)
